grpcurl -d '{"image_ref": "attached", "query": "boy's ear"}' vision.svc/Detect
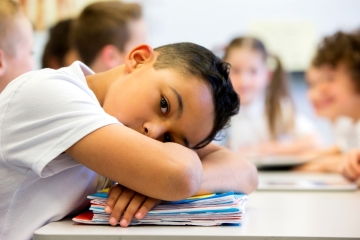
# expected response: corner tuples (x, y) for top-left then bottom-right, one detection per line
(125, 44), (154, 73)
(0, 49), (6, 77)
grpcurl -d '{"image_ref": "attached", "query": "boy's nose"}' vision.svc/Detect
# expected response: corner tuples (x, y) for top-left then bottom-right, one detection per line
(239, 74), (251, 85)
(143, 122), (167, 140)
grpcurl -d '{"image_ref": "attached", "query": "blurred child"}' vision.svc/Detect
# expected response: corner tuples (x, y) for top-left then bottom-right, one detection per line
(0, 42), (257, 239)
(295, 30), (360, 172)
(71, 1), (146, 73)
(222, 37), (318, 157)
(0, 0), (34, 92)
(42, 19), (78, 69)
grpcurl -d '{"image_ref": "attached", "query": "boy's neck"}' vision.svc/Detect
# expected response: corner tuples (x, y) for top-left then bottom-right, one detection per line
(86, 65), (127, 106)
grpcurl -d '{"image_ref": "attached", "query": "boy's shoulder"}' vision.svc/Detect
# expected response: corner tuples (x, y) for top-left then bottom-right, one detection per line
(3, 61), (92, 94)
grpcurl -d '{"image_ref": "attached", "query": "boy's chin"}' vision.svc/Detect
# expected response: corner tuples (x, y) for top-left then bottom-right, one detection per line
(315, 108), (339, 120)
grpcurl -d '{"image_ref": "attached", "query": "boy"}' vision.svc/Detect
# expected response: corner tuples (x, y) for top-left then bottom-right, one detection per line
(0, 42), (258, 240)
(294, 30), (360, 172)
(0, 0), (34, 92)
(70, 1), (146, 72)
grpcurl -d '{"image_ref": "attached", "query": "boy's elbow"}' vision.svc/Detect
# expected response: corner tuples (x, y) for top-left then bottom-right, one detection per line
(240, 161), (259, 194)
(167, 153), (202, 200)
(247, 163), (259, 193)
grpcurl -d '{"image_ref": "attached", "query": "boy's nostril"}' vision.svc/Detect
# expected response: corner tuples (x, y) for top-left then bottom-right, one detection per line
(144, 128), (148, 134)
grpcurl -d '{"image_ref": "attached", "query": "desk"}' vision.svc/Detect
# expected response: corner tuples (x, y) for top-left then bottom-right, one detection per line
(34, 172), (360, 240)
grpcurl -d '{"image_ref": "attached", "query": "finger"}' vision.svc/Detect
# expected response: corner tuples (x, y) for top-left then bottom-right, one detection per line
(135, 198), (162, 220)
(105, 185), (124, 214)
(107, 184), (113, 197)
(120, 193), (146, 227)
(109, 188), (135, 226)
(344, 160), (358, 181)
(342, 153), (359, 181)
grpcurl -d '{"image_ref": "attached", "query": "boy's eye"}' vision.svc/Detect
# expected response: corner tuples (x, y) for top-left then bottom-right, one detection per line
(164, 133), (173, 142)
(160, 97), (169, 115)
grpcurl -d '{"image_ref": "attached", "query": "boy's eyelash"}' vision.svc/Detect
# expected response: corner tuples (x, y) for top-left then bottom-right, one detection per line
(164, 133), (174, 142)
(160, 96), (170, 115)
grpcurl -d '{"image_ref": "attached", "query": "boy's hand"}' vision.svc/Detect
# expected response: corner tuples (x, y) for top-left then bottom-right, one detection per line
(339, 150), (360, 181)
(105, 184), (162, 227)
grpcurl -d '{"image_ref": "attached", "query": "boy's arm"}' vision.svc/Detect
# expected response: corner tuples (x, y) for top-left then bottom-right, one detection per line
(98, 141), (257, 227)
(195, 143), (258, 195)
(66, 124), (202, 201)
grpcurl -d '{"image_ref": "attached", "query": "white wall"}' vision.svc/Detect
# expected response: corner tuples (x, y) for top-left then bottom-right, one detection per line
(34, 0), (360, 71)
(137, 0), (360, 70)
(142, 0), (360, 47)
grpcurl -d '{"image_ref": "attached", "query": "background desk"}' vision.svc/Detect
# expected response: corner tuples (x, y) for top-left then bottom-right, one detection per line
(34, 172), (360, 240)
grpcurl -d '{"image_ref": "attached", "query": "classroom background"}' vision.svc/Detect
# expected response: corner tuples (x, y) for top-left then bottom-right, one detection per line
(25, 0), (360, 146)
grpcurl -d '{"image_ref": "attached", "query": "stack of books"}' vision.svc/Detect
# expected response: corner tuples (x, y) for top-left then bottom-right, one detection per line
(73, 190), (248, 226)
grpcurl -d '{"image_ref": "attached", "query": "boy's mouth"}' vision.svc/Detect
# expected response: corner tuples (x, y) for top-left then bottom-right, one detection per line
(313, 97), (335, 111)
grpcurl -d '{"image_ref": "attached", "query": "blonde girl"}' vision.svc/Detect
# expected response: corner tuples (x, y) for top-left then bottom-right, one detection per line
(223, 37), (319, 157)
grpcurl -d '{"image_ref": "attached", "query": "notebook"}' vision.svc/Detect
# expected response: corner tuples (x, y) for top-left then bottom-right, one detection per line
(73, 190), (248, 226)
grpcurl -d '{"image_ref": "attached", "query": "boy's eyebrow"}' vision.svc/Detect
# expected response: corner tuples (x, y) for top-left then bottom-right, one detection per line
(169, 87), (189, 147)
(170, 87), (183, 117)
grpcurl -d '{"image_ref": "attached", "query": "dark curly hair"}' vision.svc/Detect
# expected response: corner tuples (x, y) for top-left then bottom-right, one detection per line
(312, 30), (360, 92)
(154, 42), (240, 149)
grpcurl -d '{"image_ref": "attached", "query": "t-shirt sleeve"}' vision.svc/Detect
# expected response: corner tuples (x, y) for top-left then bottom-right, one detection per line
(0, 70), (120, 177)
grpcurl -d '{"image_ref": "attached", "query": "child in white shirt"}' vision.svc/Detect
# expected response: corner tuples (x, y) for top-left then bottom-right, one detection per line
(295, 30), (360, 173)
(221, 37), (318, 157)
(0, 42), (258, 240)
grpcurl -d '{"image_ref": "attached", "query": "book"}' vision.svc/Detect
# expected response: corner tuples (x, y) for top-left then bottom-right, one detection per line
(73, 190), (248, 226)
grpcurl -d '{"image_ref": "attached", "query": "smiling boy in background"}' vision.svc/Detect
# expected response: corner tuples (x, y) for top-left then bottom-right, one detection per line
(295, 30), (360, 173)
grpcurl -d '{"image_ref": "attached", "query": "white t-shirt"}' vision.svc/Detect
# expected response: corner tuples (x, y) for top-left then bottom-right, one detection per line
(0, 61), (120, 240)
(332, 116), (360, 153)
(222, 96), (316, 152)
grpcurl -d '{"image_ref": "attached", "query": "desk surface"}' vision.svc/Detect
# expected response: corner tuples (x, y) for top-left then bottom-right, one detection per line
(34, 172), (360, 240)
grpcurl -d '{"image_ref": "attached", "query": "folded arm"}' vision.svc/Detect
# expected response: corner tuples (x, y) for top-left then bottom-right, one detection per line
(195, 143), (258, 195)
(66, 124), (203, 201)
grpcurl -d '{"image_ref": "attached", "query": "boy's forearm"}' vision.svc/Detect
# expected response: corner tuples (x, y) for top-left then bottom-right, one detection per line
(66, 125), (202, 201)
(196, 144), (258, 195)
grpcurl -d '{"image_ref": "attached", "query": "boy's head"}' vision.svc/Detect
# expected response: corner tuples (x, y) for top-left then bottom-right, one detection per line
(0, 0), (34, 92)
(71, 1), (146, 73)
(103, 43), (240, 149)
(306, 30), (360, 120)
(42, 19), (78, 69)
